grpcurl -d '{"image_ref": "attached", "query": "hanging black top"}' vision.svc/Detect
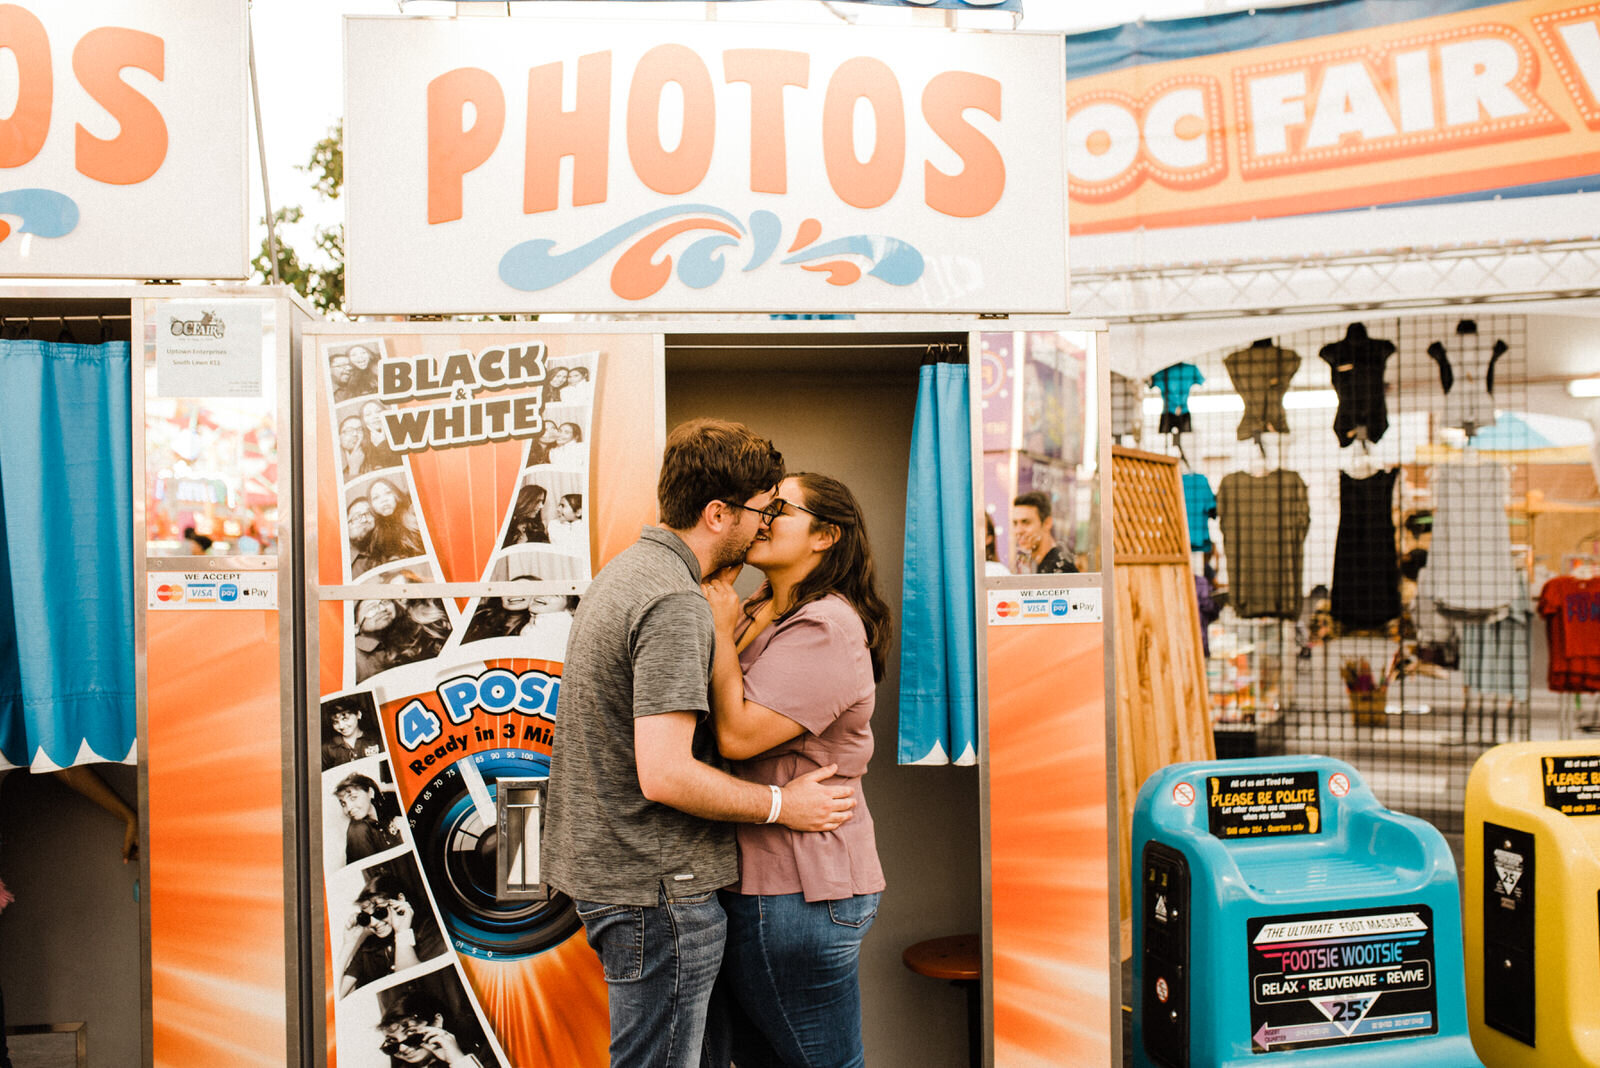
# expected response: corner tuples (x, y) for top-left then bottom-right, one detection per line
(1223, 341), (1300, 441)
(1331, 467), (1401, 630)
(1319, 322), (1397, 447)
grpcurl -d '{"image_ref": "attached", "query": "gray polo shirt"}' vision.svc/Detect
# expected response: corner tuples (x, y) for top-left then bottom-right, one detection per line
(543, 526), (736, 905)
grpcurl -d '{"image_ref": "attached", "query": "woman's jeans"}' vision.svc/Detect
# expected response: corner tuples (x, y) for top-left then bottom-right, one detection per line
(714, 889), (881, 1068)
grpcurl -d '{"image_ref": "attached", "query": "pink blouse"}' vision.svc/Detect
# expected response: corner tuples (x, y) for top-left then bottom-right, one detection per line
(731, 593), (885, 902)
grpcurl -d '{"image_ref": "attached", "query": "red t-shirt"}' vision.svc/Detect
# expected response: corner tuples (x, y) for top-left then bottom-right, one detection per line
(1539, 576), (1600, 692)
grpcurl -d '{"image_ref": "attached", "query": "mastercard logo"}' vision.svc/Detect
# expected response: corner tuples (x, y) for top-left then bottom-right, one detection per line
(995, 600), (1019, 618)
(155, 584), (184, 603)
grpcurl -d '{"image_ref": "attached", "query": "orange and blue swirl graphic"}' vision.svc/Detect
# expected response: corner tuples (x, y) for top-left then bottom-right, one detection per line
(0, 189), (78, 245)
(498, 206), (924, 299)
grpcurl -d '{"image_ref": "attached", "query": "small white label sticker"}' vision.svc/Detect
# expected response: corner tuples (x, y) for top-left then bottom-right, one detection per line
(987, 585), (1102, 626)
(147, 571), (277, 610)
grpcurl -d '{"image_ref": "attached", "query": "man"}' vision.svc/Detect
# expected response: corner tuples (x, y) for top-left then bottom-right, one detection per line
(348, 497), (379, 576)
(330, 352), (360, 403)
(1011, 490), (1077, 574)
(544, 418), (856, 1068)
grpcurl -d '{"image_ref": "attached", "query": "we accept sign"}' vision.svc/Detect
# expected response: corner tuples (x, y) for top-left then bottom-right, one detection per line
(344, 18), (1068, 314)
(0, 1), (247, 278)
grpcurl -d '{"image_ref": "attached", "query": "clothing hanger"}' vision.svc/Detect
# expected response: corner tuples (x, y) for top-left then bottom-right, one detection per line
(1350, 440), (1376, 479)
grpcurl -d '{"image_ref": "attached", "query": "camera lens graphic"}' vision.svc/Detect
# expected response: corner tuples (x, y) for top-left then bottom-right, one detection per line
(408, 751), (581, 961)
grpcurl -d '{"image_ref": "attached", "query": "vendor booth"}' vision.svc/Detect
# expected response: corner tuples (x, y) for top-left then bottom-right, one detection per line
(1063, 9), (1600, 1059)
(300, 317), (1115, 1068)
(0, 3), (314, 1067)
(7, 4), (1124, 1068)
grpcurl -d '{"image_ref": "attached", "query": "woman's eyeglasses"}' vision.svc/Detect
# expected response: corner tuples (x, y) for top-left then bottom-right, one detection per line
(721, 499), (786, 525)
(723, 498), (828, 524)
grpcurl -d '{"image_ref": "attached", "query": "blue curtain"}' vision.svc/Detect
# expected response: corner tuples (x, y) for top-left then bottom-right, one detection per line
(898, 361), (977, 766)
(0, 340), (135, 770)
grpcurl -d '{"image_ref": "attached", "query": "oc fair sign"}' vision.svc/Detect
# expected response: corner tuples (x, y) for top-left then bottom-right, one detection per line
(343, 18), (1068, 314)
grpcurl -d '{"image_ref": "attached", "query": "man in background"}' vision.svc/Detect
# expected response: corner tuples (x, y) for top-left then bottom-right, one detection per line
(1012, 490), (1077, 574)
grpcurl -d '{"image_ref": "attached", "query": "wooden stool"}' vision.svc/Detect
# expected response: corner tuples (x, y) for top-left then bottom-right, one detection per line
(902, 933), (981, 1068)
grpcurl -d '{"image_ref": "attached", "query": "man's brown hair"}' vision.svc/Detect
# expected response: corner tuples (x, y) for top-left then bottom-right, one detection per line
(657, 418), (784, 529)
(1013, 490), (1053, 521)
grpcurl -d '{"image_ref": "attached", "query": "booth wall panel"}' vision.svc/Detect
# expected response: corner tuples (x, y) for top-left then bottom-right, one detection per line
(667, 362), (980, 1068)
(986, 621), (1111, 1066)
(146, 610), (286, 1067)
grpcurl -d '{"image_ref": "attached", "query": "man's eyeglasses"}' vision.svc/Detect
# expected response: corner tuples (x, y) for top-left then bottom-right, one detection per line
(721, 499), (785, 525)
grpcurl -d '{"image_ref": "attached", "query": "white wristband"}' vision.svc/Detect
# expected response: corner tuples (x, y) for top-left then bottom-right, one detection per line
(765, 784), (782, 824)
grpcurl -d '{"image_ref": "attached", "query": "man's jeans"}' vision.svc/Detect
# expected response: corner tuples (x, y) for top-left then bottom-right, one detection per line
(714, 889), (881, 1068)
(574, 884), (727, 1068)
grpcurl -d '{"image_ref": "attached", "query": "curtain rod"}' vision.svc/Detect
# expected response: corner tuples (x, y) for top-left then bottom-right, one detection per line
(0, 314), (132, 322)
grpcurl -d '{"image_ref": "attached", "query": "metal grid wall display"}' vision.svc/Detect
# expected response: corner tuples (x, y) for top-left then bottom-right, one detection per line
(1127, 313), (1533, 833)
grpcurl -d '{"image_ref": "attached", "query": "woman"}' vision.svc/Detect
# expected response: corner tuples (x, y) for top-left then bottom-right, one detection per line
(702, 472), (890, 1068)
(345, 344), (381, 397)
(560, 366), (592, 404)
(354, 574), (451, 681)
(983, 512), (1009, 576)
(548, 493), (586, 555)
(545, 367), (569, 398)
(504, 484), (550, 546)
(334, 771), (404, 864)
(322, 699), (383, 769)
(361, 399), (402, 473)
(368, 477), (426, 561)
(339, 415), (368, 480)
(547, 422), (586, 467)
(337, 871), (444, 996)
(462, 585), (576, 644)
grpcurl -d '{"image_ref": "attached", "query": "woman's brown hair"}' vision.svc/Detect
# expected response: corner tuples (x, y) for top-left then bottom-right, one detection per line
(745, 472), (893, 681)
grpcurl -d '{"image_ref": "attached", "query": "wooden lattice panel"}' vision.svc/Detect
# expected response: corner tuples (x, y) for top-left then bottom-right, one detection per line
(1112, 447), (1190, 563)
(1109, 444), (1213, 956)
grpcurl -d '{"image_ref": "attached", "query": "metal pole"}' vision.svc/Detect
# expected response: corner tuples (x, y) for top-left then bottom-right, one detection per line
(247, 1), (281, 286)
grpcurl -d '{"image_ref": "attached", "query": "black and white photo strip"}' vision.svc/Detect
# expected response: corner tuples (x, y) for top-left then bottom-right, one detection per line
(335, 958), (507, 1068)
(336, 395), (404, 485)
(351, 565), (457, 685)
(329, 851), (450, 999)
(323, 751), (407, 874)
(327, 338), (387, 408)
(524, 351), (597, 471)
(345, 471), (433, 581)
(500, 468), (589, 571)
(322, 690), (387, 771)
(460, 550), (582, 662)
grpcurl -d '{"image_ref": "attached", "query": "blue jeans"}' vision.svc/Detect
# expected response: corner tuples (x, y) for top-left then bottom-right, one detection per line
(713, 890), (881, 1068)
(574, 884), (728, 1068)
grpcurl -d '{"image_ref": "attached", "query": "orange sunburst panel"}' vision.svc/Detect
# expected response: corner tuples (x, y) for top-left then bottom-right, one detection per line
(147, 610), (288, 1068)
(986, 622), (1112, 1066)
(461, 937), (611, 1066)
